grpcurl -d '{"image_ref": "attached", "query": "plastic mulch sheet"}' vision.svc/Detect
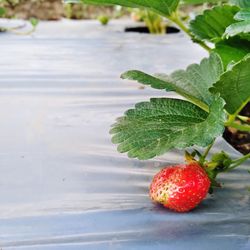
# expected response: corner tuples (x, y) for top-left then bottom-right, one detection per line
(0, 20), (249, 250)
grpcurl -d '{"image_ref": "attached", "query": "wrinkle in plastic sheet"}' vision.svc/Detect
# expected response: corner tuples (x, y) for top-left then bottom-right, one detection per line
(0, 20), (249, 250)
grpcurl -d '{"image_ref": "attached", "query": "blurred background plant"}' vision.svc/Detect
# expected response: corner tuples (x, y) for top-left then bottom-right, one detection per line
(98, 15), (109, 25)
(0, 0), (230, 34)
(0, 0), (39, 34)
(0, 0), (225, 21)
(0, 0), (63, 20)
(0, 0), (125, 20)
(130, 9), (167, 34)
(63, 2), (120, 20)
(143, 11), (166, 34)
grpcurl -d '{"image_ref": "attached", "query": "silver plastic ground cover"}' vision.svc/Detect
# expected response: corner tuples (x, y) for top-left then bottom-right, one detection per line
(0, 20), (249, 250)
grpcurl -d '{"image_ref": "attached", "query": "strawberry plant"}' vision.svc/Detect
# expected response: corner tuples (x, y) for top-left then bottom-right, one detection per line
(65, 0), (250, 212)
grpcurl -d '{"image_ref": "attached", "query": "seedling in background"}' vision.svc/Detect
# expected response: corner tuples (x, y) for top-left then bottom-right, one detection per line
(0, 2), (39, 35)
(65, 0), (250, 212)
(98, 15), (110, 25)
(64, 3), (74, 19)
(7, 17), (39, 35)
(130, 9), (166, 34)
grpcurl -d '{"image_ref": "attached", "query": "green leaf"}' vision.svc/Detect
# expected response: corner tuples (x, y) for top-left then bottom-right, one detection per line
(121, 70), (175, 91)
(190, 5), (239, 42)
(110, 97), (226, 160)
(181, 0), (221, 4)
(121, 53), (223, 111)
(65, 0), (180, 17)
(225, 22), (250, 39)
(230, 0), (250, 8)
(213, 37), (250, 67)
(224, 10), (250, 39)
(210, 55), (250, 114)
(234, 9), (250, 21)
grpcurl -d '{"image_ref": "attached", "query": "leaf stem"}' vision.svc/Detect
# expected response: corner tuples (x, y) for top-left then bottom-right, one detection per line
(227, 114), (237, 124)
(226, 153), (250, 172)
(199, 139), (215, 165)
(225, 100), (250, 132)
(169, 12), (212, 52)
(145, 10), (155, 34)
(224, 121), (250, 132)
(237, 115), (250, 123)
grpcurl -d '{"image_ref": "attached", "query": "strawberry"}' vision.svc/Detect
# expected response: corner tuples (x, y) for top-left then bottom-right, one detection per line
(149, 162), (211, 212)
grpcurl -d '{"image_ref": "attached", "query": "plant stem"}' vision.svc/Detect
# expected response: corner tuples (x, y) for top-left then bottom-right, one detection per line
(227, 114), (237, 124)
(169, 12), (212, 52)
(203, 140), (215, 159)
(225, 99), (250, 132)
(199, 139), (215, 165)
(224, 121), (250, 132)
(237, 115), (250, 123)
(227, 153), (250, 172)
(145, 10), (154, 34)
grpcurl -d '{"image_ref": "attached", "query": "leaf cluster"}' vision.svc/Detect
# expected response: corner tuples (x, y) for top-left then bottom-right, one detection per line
(190, 2), (250, 67)
(112, 52), (249, 159)
(64, 0), (250, 160)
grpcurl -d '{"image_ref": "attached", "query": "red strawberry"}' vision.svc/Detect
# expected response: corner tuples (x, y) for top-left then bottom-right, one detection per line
(149, 162), (210, 212)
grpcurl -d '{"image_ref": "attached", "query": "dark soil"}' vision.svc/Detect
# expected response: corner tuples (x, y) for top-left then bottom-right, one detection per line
(124, 26), (180, 34)
(223, 102), (250, 155)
